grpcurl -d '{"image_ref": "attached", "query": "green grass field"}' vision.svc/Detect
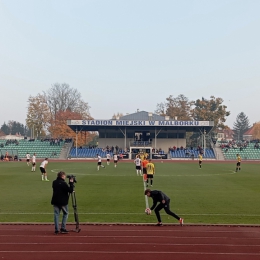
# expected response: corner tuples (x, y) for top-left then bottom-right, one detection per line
(0, 160), (259, 224)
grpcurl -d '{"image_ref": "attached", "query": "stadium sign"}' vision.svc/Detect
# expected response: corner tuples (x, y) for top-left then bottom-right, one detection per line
(70, 120), (210, 127)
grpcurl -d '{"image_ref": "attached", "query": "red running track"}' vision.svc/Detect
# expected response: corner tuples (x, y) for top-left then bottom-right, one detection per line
(0, 224), (260, 260)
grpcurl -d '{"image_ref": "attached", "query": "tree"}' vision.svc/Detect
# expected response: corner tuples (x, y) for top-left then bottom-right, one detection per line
(44, 83), (91, 120)
(7, 121), (26, 135)
(112, 113), (124, 119)
(1, 122), (10, 135)
(192, 96), (230, 129)
(87, 134), (99, 147)
(233, 112), (251, 141)
(26, 83), (92, 139)
(252, 122), (260, 140)
(155, 102), (166, 116)
(49, 110), (95, 146)
(26, 94), (51, 138)
(155, 94), (192, 120)
(0, 130), (5, 137)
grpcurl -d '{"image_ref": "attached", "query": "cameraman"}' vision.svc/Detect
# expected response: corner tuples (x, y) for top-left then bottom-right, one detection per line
(51, 171), (74, 234)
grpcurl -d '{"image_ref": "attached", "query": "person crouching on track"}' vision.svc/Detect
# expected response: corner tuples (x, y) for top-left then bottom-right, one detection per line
(51, 171), (74, 234)
(145, 189), (183, 226)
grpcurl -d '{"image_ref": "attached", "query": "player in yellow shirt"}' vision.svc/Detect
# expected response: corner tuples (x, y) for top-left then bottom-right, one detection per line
(198, 154), (203, 169)
(146, 159), (155, 187)
(236, 154), (241, 172)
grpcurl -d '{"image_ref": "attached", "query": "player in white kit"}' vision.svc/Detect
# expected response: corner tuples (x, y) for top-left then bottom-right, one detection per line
(134, 155), (142, 176)
(113, 154), (118, 168)
(40, 158), (49, 181)
(106, 153), (111, 165)
(26, 153), (30, 166)
(31, 153), (36, 172)
(97, 154), (105, 171)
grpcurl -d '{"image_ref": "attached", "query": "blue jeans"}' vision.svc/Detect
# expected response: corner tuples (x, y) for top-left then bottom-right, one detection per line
(53, 205), (68, 231)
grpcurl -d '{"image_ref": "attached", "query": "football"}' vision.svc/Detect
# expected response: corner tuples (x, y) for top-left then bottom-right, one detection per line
(145, 208), (151, 215)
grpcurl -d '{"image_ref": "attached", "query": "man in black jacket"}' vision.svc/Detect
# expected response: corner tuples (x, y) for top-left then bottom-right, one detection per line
(144, 189), (183, 226)
(51, 171), (74, 234)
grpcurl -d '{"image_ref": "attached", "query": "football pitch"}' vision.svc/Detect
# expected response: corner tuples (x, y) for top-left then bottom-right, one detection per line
(0, 160), (260, 225)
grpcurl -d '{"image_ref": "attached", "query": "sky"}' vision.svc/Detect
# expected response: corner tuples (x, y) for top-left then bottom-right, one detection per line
(0, 0), (260, 128)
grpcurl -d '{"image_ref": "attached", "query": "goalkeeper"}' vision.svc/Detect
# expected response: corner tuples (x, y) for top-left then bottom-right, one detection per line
(144, 189), (183, 226)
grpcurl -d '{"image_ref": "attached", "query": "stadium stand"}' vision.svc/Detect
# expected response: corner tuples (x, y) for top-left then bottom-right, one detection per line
(169, 148), (215, 159)
(0, 139), (64, 159)
(69, 147), (215, 159)
(69, 148), (125, 158)
(222, 143), (260, 160)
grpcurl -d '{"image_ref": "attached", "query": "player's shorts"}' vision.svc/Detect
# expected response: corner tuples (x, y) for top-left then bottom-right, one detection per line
(143, 168), (147, 174)
(136, 166), (141, 170)
(237, 162), (241, 167)
(199, 160), (202, 164)
(26, 159), (30, 162)
(32, 162), (36, 166)
(114, 160), (118, 164)
(40, 167), (46, 174)
(97, 162), (102, 166)
(107, 159), (110, 162)
(147, 174), (154, 179)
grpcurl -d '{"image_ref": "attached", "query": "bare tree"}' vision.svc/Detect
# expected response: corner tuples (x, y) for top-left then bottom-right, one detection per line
(44, 83), (91, 120)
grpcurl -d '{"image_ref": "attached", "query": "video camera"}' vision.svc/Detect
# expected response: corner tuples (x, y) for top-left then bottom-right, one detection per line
(67, 174), (77, 184)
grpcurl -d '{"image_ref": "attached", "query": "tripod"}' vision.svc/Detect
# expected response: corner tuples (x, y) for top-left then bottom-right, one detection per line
(70, 190), (81, 233)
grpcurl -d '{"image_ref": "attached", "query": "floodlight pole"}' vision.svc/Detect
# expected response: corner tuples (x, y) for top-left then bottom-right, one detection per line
(76, 128), (78, 157)
(124, 127), (126, 152)
(203, 129), (206, 152)
(155, 128), (157, 150)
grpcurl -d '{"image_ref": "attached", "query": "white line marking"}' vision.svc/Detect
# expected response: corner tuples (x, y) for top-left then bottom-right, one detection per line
(1, 212), (260, 217)
(50, 169), (237, 177)
(50, 169), (59, 173)
(143, 181), (149, 209)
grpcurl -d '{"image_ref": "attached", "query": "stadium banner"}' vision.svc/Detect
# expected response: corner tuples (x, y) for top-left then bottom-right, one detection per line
(152, 154), (168, 159)
(69, 120), (210, 127)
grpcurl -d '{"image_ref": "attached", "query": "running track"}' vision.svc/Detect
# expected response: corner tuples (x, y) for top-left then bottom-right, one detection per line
(0, 224), (260, 260)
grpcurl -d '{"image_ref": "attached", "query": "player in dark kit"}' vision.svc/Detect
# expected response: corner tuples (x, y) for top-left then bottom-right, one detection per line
(145, 189), (183, 226)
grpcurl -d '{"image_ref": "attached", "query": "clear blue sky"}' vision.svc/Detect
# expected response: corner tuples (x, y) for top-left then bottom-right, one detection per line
(0, 0), (259, 128)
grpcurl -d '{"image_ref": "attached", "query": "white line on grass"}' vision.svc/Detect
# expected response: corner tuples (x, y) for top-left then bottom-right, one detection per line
(143, 181), (149, 209)
(51, 169), (236, 177)
(1, 212), (260, 217)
